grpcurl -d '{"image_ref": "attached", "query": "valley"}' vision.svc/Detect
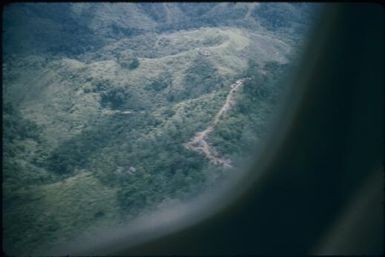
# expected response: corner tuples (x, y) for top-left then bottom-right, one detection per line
(2, 3), (318, 255)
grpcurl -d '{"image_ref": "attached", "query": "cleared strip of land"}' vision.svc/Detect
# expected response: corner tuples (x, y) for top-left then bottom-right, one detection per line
(184, 78), (248, 167)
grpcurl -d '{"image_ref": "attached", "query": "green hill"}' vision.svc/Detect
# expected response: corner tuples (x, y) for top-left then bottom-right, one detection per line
(2, 3), (318, 255)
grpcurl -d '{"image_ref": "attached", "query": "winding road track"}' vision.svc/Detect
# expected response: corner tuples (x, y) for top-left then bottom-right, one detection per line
(184, 78), (248, 168)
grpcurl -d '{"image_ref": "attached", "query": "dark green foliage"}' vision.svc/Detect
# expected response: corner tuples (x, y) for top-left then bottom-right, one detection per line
(100, 88), (127, 109)
(251, 3), (320, 33)
(163, 109), (175, 118)
(115, 140), (207, 215)
(252, 4), (294, 31)
(3, 102), (41, 143)
(241, 60), (288, 102)
(99, 86), (147, 110)
(94, 211), (105, 218)
(117, 52), (140, 69)
(167, 94), (175, 102)
(145, 72), (172, 92)
(137, 3), (168, 22)
(209, 60), (289, 161)
(45, 110), (155, 175)
(128, 57), (140, 69)
(37, 99), (212, 214)
(177, 3), (217, 17)
(3, 102), (53, 187)
(175, 57), (222, 101)
(3, 101), (41, 166)
(92, 80), (110, 92)
(147, 80), (167, 91)
(46, 131), (104, 175)
(3, 3), (104, 57)
(111, 25), (144, 38)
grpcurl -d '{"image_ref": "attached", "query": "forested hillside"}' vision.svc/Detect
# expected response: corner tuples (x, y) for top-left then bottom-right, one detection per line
(3, 3), (319, 255)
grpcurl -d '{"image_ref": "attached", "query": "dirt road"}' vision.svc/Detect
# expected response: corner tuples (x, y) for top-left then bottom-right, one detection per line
(184, 78), (247, 168)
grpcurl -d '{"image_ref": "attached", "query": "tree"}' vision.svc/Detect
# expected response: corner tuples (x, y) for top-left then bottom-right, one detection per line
(128, 57), (140, 69)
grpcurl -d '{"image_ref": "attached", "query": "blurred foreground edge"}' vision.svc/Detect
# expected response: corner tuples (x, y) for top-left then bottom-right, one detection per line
(106, 3), (384, 256)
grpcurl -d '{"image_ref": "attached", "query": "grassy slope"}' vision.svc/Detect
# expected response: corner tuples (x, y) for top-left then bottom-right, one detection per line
(5, 26), (289, 146)
(3, 172), (119, 255)
(3, 25), (292, 255)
